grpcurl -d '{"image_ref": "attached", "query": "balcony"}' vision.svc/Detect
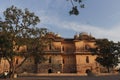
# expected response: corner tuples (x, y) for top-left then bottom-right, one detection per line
(74, 48), (95, 54)
(44, 50), (62, 54)
(43, 48), (95, 54)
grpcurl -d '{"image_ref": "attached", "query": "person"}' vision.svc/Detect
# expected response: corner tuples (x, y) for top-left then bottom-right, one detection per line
(4, 71), (8, 78)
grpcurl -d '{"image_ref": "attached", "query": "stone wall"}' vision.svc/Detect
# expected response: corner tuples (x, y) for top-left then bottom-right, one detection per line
(76, 54), (100, 74)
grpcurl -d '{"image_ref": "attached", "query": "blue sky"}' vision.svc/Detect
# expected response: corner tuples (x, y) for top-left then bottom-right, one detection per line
(1, 0), (120, 42)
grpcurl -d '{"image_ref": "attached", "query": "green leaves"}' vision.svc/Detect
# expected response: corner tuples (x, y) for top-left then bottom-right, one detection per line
(69, 6), (79, 15)
(23, 8), (40, 27)
(67, 0), (85, 15)
(0, 5), (41, 75)
(95, 39), (119, 72)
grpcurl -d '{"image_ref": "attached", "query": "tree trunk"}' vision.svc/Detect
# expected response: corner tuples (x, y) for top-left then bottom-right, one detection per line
(107, 67), (110, 73)
(34, 57), (39, 73)
(9, 63), (14, 78)
(8, 60), (16, 79)
(34, 63), (38, 73)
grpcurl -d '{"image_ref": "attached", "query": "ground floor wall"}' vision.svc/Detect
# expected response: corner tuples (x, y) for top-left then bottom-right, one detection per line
(0, 54), (101, 74)
(75, 54), (100, 74)
(38, 63), (62, 73)
(62, 55), (76, 73)
(76, 63), (100, 73)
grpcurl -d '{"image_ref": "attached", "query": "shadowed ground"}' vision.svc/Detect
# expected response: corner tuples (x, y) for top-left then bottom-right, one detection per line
(0, 73), (120, 80)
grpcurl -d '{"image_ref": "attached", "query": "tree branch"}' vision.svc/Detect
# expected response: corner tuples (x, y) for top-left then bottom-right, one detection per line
(70, 0), (75, 7)
(15, 57), (28, 69)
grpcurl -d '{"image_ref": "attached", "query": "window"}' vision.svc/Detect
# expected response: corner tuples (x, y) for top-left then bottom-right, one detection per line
(62, 46), (64, 51)
(49, 57), (52, 63)
(16, 59), (19, 64)
(62, 59), (64, 64)
(86, 56), (89, 63)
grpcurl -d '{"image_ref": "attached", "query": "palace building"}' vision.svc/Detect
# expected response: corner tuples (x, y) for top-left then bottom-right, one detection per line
(0, 32), (101, 74)
(36, 32), (100, 74)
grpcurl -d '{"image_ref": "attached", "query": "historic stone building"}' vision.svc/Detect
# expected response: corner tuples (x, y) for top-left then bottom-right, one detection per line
(0, 32), (101, 74)
(37, 32), (100, 74)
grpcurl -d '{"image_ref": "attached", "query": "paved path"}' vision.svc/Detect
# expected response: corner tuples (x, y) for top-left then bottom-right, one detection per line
(17, 75), (120, 80)
(1, 74), (120, 80)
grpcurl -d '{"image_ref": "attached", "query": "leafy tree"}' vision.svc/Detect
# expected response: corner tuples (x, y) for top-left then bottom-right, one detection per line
(0, 5), (42, 78)
(67, 0), (85, 15)
(27, 28), (49, 73)
(95, 39), (119, 73)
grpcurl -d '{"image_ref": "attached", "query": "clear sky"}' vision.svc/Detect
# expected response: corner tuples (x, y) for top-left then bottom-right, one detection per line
(1, 0), (120, 42)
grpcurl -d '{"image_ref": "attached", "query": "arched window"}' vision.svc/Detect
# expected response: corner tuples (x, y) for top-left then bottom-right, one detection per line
(62, 46), (64, 51)
(49, 57), (52, 63)
(86, 56), (89, 63)
(62, 59), (64, 64)
(16, 59), (19, 64)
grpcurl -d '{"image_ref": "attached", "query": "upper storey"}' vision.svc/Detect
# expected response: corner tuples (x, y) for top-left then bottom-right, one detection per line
(46, 32), (95, 42)
(44, 32), (97, 54)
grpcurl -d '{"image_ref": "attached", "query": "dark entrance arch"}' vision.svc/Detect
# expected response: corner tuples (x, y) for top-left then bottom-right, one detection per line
(86, 69), (91, 73)
(86, 69), (92, 76)
(48, 69), (52, 73)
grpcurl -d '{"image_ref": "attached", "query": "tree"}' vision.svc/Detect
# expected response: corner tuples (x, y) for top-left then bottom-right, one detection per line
(27, 28), (49, 73)
(95, 39), (119, 73)
(67, 0), (85, 15)
(0, 5), (41, 78)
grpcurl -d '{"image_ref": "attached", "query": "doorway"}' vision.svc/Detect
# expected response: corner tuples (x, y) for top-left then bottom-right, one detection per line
(48, 69), (52, 73)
